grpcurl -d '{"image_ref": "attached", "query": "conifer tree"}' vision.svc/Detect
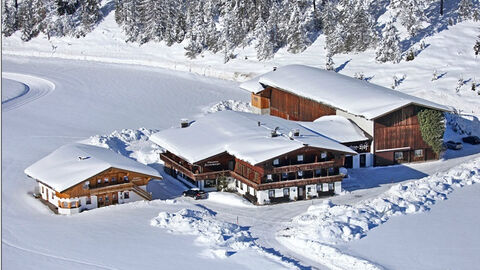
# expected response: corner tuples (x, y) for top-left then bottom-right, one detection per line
(2, 0), (18, 37)
(18, 0), (46, 41)
(376, 20), (401, 63)
(458, 0), (473, 21)
(80, 0), (101, 35)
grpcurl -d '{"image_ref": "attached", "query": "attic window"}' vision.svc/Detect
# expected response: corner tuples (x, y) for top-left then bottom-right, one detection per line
(78, 156), (90, 161)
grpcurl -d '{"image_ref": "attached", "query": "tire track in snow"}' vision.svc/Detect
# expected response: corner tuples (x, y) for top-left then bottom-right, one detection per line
(2, 72), (55, 112)
(2, 240), (118, 270)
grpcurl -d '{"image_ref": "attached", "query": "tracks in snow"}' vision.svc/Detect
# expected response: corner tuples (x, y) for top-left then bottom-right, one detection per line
(2, 72), (55, 112)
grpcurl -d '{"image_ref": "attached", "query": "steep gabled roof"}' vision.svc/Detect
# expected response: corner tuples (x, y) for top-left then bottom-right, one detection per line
(150, 111), (357, 166)
(24, 143), (161, 192)
(240, 65), (451, 120)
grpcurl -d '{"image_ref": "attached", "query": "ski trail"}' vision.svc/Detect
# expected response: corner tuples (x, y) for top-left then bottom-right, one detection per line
(2, 240), (118, 270)
(2, 72), (55, 112)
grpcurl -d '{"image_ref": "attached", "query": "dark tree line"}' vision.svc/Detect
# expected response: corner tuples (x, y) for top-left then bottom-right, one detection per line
(2, 0), (479, 62)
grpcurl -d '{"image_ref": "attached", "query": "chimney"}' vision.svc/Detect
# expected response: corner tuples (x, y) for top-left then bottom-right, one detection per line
(273, 66), (277, 71)
(288, 131), (294, 140)
(271, 127), (280, 137)
(294, 129), (300, 136)
(181, 119), (189, 128)
(257, 121), (261, 127)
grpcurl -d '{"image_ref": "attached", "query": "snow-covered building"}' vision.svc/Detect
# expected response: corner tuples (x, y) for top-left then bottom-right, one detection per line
(24, 143), (161, 214)
(150, 111), (357, 205)
(242, 65), (452, 166)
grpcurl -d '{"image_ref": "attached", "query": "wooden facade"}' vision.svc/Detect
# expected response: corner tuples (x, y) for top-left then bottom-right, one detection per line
(253, 87), (336, 121)
(252, 86), (442, 166)
(161, 146), (346, 192)
(374, 104), (438, 166)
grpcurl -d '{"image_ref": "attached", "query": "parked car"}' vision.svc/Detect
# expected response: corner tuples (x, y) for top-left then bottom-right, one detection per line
(445, 140), (463, 150)
(462, 136), (480, 145)
(182, 189), (208, 200)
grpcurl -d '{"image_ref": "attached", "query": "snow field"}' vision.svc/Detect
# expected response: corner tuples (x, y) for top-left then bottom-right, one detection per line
(277, 157), (480, 268)
(150, 208), (298, 269)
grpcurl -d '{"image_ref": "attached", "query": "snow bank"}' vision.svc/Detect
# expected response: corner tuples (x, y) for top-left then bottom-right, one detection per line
(277, 158), (480, 269)
(206, 192), (255, 208)
(151, 208), (298, 268)
(85, 128), (162, 165)
(204, 100), (252, 114)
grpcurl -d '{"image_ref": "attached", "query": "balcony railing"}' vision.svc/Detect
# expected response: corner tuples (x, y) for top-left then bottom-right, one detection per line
(271, 160), (337, 174)
(161, 153), (229, 181)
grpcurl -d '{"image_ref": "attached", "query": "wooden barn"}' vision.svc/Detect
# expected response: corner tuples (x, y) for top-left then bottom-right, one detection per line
(25, 143), (161, 214)
(150, 111), (358, 204)
(241, 65), (451, 167)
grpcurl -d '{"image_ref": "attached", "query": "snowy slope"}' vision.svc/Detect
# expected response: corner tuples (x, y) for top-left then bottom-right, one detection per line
(3, 5), (480, 113)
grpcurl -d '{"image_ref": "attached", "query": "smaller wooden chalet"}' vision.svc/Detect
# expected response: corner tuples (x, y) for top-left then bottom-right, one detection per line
(24, 143), (161, 214)
(150, 110), (357, 205)
(241, 65), (452, 166)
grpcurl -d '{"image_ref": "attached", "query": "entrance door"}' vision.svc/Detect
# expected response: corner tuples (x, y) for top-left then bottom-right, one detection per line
(298, 186), (304, 200)
(344, 156), (353, 168)
(359, 154), (366, 167)
(112, 193), (118, 205)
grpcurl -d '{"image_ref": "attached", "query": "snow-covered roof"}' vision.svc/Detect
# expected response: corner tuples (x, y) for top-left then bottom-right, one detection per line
(300, 115), (370, 143)
(150, 111), (357, 165)
(240, 65), (451, 120)
(24, 143), (161, 192)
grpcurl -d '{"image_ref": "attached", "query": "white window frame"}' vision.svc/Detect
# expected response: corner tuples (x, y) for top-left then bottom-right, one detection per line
(273, 158), (279, 166)
(297, 154), (304, 162)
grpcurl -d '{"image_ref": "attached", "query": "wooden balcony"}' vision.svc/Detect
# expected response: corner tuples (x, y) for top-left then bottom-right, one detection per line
(89, 182), (134, 195)
(258, 174), (344, 190)
(161, 153), (229, 181)
(270, 159), (342, 174)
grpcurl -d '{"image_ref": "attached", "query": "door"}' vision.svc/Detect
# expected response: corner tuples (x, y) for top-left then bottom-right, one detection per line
(359, 154), (366, 167)
(112, 193), (118, 205)
(344, 156), (353, 168)
(298, 186), (304, 200)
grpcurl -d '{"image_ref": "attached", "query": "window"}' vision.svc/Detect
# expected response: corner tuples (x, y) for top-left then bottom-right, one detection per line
(298, 170), (303, 178)
(394, 152), (404, 160)
(297, 154), (304, 162)
(51, 192), (54, 199)
(113, 194), (117, 200)
(62, 201), (68, 208)
(414, 149), (423, 157)
(321, 152), (327, 159)
(97, 179), (102, 184)
(111, 177), (117, 183)
(83, 181), (90, 189)
(98, 197), (103, 203)
(236, 180), (239, 188)
(317, 184), (322, 192)
(283, 188), (289, 197)
(124, 192), (130, 199)
(328, 183), (334, 191)
(267, 174), (272, 182)
(268, 190), (275, 198)
(104, 177), (109, 184)
(123, 176), (129, 182)
(41, 186), (44, 193)
(282, 172), (288, 180)
(105, 195), (109, 202)
(315, 169), (321, 176)
(86, 196), (91, 205)
(273, 159), (279, 166)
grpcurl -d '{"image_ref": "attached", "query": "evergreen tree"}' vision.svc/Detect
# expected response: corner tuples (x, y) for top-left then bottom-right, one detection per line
(321, 1), (338, 36)
(18, 0), (46, 41)
(376, 20), (401, 63)
(325, 53), (335, 71)
(286, 1), (311, 54)
(417, 109), (445, 154)
(2, 0), (18, 37)
(395, 0), (426, 37)
(121, 0), (145, 43)
(458, 0), (473, 21)
(80, 0), (101, 35)
(474, 35), (480, 56)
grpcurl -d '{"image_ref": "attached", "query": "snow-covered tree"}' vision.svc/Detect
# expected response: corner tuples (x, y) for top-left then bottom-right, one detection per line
(395, 0), (426, 37)
(286, 1), (312, 54)
(121, 0), (145, 43)
(321, 1), (338, 36)
(79, 0), (101, 35)
(325, 53), (335, 71)
(2, 0), (18, 37)
(475, 35), (480, 56)
(18, 0), (46, 41)
(376, 20), (401, 63)
(458, 0), (473, 21)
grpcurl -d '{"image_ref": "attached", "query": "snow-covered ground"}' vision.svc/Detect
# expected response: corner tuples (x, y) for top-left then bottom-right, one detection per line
(2, 8), (480, 268)
(3, 55), (480, 269)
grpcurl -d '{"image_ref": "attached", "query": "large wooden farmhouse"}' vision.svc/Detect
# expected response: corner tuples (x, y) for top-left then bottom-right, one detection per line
(150, 110), (360, 204)
(241, 65), (452, 167)
(25, 143), (161, 214)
